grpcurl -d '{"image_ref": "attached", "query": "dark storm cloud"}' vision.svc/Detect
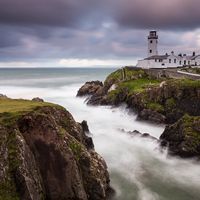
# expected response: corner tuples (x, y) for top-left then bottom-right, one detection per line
(1, 0), (200, 30)
(0, 0), (101, 27)
(0, 0), (200, 63)
(111, 0), (200, 30)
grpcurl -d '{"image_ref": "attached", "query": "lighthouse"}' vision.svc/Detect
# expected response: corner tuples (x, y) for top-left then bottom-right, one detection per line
(148, 31), (158, 57)
(137, 30), (200, 69)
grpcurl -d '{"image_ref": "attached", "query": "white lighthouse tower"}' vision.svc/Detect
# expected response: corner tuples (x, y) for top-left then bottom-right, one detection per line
(148, 31), (158, 57)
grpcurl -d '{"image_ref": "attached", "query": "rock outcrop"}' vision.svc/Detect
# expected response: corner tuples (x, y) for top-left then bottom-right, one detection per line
(77, 81), (103, 97)
(138, 109), (166, 124)
(32, 97), (44, 102)
(160, 114), (200, 158)
(119, 129), (158, 141)
(0, 98), (112, 200)
(0, 94), (8, 99)
(77, 67), (200, 124)
(77, 67), (200, 158)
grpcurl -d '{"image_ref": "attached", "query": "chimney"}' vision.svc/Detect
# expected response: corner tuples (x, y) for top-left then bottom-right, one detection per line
(193, 52), (196, 56)
(171, 51), (174, 55)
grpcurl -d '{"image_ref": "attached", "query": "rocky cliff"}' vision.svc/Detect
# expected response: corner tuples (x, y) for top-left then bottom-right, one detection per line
(0, 98), (112, 200)
(160, 114), (200, 158)
(77, 67), (200, 124)
(77, 67), (200, 158)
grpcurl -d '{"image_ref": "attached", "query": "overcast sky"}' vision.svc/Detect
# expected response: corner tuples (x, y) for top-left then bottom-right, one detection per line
(0, 0), (200, 67)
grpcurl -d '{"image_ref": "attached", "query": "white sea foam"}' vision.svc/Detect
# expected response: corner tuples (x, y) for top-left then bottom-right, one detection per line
(1, 68), (200, 200)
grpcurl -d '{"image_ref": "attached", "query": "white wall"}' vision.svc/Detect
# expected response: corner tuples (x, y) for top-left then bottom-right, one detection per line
(137, 59), (164, 69)
(136, 55), (200, 69)
(192, 56), (200, 66)
(148, 39), (158, 57)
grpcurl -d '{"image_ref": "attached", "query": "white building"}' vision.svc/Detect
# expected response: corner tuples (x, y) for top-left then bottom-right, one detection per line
(137, 31), (200, 69)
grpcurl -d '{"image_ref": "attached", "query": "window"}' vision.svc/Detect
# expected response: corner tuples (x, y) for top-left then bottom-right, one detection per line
(155, 59), (157, 62)
(174, 59), (176, 63)
(150, 40), (153, 43)
(195, 62), (197, 66)
(150, 50), (152, 53)
(188, 61), (190, 65)
(159, 59), (162, 62)
(169, 59), (171, 63)
(179, 61), (182, 65)
(184, 60), (186, 65)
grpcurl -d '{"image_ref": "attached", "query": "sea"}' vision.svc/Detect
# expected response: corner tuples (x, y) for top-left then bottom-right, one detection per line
(0, 67), (200, 200)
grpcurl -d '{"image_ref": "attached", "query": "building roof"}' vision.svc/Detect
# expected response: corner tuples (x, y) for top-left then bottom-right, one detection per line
(144, 54), (200, 61)
(191, 55), (200, 60)
(144, 55), (169, 60)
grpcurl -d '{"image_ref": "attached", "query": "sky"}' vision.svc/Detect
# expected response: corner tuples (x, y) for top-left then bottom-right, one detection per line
(0, 0), (200, 68)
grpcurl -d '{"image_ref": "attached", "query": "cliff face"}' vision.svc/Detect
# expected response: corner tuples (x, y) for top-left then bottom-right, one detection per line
(160, 115), (200, 158)
(0, 98), (112, 200)
(127, 79), (200, 123)
(77, 67), (200, 124)
(77, 67), (200, 158)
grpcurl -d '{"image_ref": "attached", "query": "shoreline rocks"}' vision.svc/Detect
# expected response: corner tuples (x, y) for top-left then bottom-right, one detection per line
(0, 98), (113, 200)
(77, 68), (200, 124)
(120, 129), (158, 141)
(138, 109), (166, 124)
(77, 81), (103, 97)
(160, 114), (200, 158)
(0, 94), (8, 99)
(77, 67), (200, 158)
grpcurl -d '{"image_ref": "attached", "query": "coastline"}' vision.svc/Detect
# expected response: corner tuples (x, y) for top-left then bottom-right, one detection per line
(77, 66), (200, 158)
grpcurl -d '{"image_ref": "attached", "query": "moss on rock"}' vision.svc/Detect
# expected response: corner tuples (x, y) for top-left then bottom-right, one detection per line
(160, 114), (200, 158)
(0, 98), (112, 200)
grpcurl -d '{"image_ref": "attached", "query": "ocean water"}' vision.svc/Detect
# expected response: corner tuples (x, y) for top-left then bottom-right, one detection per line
(0, 67), (200, 200)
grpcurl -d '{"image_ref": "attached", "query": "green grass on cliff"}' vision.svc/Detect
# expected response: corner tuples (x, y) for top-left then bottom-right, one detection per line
(107, 77), (161, 104)
(119, 78), (161, 93)
(104, 67), (147, 85)
(0, 98), (62, 125)
(167, 78), (200, 88)
(106, 68), (162, 103)
(146, 102), (164, 113)
(0, 99), (53, 113)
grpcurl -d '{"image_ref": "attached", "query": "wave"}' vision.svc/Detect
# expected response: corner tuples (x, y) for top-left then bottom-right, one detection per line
(1, 72), (200, 200)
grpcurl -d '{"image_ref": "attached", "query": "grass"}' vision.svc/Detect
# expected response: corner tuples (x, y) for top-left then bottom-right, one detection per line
(58, 127), (66, 138)
(166, 78), (200, 88)
(0, 181), (20, 200)
(0, 98), (66, 199)
(119, 78), (161, 93)
(0, 99), (55, 113)
(104, 67), (147, 85)
(146, 102), (164, 113)
(0, 98), (62, 125)
(0, 129), (20, 200)
(69, 141), (83, 161)
(165, 98), (176, 110)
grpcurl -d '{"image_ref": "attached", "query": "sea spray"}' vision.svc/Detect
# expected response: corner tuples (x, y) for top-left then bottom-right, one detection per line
(1, 68), (200, 200)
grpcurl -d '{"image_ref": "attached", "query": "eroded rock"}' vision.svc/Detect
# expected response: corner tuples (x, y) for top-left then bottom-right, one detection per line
(119, 129), (158, 141)
(138, 109), (166, 124)
(77, 81), (103, 97)
(32, 97), (44, 102)
(0, 101), (112, 200)
(160, 114), (200, 158)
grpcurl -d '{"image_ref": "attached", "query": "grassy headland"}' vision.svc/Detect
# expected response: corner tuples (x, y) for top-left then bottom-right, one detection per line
(81, 66), (200, 123)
